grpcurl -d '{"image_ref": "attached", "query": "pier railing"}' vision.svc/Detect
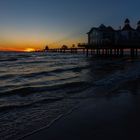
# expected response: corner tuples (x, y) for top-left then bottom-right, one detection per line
(44, 44), (140, 57)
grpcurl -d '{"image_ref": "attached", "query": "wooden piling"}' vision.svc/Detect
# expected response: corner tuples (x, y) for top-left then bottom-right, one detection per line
(86, 48), (89, 57)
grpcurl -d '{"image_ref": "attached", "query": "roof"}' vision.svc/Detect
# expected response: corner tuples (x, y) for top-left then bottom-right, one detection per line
(87, 27), (98, 34)
(137, 20), (140, 25)
(99, 24), (106, 29)
(87, 25), (115, 34)
(125, 18), (130, 24)
(122, 24), (135, 31)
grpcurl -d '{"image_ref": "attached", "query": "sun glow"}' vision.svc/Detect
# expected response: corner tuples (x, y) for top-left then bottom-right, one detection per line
(24, 48), (35, 52)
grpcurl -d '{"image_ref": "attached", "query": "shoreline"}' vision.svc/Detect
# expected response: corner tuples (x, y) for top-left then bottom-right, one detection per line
(19, 104), (81, 140)
(23, 78), (140, 140)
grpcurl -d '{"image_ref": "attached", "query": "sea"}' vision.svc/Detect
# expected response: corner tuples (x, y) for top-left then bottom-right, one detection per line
(0, 51), (140, 140)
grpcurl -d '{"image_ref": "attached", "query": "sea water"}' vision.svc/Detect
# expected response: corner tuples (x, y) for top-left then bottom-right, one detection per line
(0, 52), (140, 139)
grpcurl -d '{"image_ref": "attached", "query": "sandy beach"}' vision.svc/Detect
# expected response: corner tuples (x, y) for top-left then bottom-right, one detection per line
(23, 78), (140, 140)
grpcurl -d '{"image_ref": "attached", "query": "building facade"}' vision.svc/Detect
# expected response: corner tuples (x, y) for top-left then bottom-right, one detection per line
(87, 24), (115, 46)
(87, 19), (140, 47)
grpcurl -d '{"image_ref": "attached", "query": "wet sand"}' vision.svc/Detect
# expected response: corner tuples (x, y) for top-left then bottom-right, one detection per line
(23, 78), (140, 140)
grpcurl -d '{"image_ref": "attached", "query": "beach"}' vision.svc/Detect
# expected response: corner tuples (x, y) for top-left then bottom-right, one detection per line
(0, 52), (140, 139)
(23, 74), (140, 140)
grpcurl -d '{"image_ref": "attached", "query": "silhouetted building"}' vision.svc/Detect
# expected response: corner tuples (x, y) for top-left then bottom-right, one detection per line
(44, 45), (49, 52)
(87, 24), (115, 46)
(136, 21), (140, 31)
(87, 19), (140, 47)
(61, 45), (68, 49)
(136, 21), (140, 40)
(121, 19), (135, 40)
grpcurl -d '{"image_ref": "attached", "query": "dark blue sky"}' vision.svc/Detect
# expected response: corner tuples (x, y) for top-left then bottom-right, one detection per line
(0, 0), (140, 50)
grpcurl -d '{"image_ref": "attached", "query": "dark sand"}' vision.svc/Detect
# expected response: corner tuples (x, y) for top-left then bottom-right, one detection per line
(23, 79), (140, 140)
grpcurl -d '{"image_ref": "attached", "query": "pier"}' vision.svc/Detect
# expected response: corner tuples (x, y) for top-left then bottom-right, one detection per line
(78, 44), (140, 57)
(45, 47), (86, 54)
(44, 19), (140, 58)
(44, 44), (140, 57)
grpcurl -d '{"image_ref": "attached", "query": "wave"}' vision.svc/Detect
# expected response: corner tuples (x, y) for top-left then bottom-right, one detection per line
(0, 74), (16, 80)
(0, 64), (89, 80)
(50, 65), (89, 74)
(0, 97), (63, 112)
(0, 81), (90, 97)
(21, 71), (53, 78)
(0, 71), (52, 80)
(0, 58), (18, 62)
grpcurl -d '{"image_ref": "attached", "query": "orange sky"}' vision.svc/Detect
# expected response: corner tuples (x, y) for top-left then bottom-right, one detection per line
(0, 35), (85, 52)
(0, 29), (86, 52)
(0, 41), (44, 52)
(0, 20), (86, 52)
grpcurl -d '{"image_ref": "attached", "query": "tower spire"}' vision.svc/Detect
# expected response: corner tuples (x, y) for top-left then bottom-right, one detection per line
(124, 18), (130, 25)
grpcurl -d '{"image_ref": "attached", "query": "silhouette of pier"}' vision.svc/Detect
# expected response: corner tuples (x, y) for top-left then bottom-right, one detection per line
(45, 47), (86, 54)
(44, 45), (140, 57)
(79, 44), (140, 57)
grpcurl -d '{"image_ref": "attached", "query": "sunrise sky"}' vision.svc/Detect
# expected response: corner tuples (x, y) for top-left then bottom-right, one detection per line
(0, 0), (140, 51)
